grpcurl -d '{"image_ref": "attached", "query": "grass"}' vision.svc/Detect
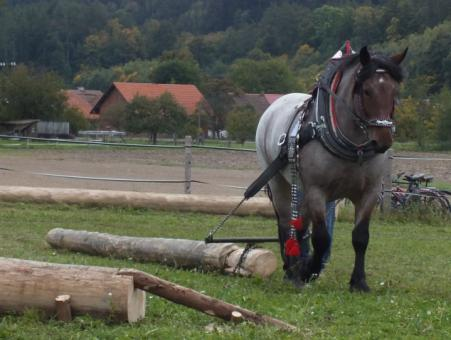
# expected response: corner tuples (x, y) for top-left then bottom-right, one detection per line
(0, 202), (450, 339)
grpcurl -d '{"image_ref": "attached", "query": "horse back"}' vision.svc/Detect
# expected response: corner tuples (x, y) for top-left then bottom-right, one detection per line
(256, 93), (311, 170)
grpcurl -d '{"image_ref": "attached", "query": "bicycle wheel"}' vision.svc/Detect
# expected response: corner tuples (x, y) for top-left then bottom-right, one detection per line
(419, 190), (450, 213)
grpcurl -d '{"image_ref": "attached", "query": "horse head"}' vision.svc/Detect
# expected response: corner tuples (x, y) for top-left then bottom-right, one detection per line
(353, 46), (408, 153)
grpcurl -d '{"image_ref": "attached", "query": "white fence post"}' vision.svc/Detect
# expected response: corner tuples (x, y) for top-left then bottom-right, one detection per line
(184, 136), (192, 194)
(382, 149), (393, 213)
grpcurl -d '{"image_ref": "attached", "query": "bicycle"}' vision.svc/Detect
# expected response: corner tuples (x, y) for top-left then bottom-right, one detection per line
(390, 172), (451, 213)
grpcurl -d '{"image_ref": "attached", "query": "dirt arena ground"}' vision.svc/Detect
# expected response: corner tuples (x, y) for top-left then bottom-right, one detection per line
(0, 147), (450, 196)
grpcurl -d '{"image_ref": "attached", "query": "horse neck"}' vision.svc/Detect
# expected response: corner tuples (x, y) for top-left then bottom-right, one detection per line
(334, 63), (367, 145)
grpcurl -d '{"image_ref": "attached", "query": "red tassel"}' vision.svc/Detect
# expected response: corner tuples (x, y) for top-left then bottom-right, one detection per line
(285, 238), (301, 257)
(289, 216), (303, 230)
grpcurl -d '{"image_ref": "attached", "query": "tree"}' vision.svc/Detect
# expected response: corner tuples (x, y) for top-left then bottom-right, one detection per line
(200, 78), (237, 138)
(83, 19), (143, 68)
(125, 93), (187, 144)
(151, 59), (202, 86)
(0, 65), (86, 133)
(432, 87), (451, 143)
(226, 105), (258, 144)
(229, 57), (297, 93)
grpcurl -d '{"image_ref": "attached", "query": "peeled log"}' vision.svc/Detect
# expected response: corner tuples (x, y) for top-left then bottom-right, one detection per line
(46, 228), (277, 278)
(0, 186), (274, 217)
(0, 257), (145, 323)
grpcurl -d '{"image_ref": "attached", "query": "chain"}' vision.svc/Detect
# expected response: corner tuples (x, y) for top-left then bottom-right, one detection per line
(233, 243), (256, 275)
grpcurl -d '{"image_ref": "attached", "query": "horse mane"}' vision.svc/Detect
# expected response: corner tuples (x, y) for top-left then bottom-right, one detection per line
(338, 51), (404, 84)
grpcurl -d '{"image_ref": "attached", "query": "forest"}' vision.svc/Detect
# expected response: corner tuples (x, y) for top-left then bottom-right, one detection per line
(0, 0), (450, 145)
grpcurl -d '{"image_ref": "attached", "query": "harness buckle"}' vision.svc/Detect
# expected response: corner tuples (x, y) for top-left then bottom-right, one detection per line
(277, 133), (287, 146)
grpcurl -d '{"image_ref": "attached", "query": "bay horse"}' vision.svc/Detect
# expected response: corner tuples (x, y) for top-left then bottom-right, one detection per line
(256, 46), (407, 292)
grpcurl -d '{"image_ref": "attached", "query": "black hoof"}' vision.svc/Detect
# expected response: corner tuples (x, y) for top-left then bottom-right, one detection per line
(349, 279), (370, 293)
(283, 273), (305, 289)
(299, 257), (321, 283)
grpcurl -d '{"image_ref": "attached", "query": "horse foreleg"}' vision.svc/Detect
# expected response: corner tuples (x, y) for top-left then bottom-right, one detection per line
(350, 217), (370, 292)
(350, 194), (377, 292)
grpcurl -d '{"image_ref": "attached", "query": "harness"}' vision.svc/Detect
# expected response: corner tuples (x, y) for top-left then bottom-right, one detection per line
(206, 50), (400, 263)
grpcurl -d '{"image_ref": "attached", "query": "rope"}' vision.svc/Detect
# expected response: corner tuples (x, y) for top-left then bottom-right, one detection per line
(0, 167), (262, 192)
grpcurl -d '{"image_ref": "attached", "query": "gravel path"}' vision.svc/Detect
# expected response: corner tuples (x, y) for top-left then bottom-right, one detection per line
(0, 147), (450, 196)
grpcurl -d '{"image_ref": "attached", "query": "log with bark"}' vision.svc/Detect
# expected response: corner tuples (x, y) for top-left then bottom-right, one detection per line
(46, 228), (277, 278)
(0, 257), (146, 323)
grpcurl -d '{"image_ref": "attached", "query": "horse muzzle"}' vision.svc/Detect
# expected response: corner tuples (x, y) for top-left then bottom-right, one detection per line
(368, 125), (394, 153)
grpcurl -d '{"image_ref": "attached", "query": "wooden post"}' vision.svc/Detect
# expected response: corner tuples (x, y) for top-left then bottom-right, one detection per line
(382, 149), (393, 214)
(184, 135), (192, 194)
(55, 294), (72, 322)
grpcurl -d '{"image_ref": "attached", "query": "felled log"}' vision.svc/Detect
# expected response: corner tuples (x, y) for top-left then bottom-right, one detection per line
(118, 269), (298, 332)
(0, 257), (145, 323)
(0, 186), (274, 217)
(46, 228), (277, 278)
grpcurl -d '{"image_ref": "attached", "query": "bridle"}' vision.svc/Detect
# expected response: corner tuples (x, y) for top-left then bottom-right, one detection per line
(311, 56), (402, 163)
(352, 68), (397, 133)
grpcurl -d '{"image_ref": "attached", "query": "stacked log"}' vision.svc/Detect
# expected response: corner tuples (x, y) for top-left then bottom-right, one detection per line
(46, 228), (277, 278)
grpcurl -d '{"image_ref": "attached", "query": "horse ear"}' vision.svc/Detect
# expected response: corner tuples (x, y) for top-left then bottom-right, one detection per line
(359, 46), (371, 66)
(391, 47), (408, 65)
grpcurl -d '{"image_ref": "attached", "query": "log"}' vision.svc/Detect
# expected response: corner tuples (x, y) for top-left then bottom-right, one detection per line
(46, 228), (277, 278)
(0, 186), (274, 217)
(118, 269), (298, 332)
(0, 257), (145, 323)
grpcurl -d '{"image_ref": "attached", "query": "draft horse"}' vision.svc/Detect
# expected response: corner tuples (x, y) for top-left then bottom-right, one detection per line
(256, 46), (407, 292)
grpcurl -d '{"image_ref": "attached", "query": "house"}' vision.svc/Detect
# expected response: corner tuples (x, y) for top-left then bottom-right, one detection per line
(65, 88), (103, 121)
(232, 93), (284, 116)
(90, 82), (210, 119)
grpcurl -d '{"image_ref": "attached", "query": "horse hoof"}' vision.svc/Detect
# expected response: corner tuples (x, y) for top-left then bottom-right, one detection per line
(283, 274), (305, 289)
(349, 280), (370, 293)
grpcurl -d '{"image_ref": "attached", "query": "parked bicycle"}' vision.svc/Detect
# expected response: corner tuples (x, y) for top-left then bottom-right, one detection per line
(389, 172), (451, 213)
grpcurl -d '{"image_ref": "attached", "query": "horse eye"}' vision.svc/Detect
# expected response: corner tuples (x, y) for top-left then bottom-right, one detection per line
(363, 89), (371, 96)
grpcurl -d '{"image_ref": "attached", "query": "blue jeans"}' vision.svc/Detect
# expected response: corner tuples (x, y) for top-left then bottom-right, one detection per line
(300, 201), (336, 264)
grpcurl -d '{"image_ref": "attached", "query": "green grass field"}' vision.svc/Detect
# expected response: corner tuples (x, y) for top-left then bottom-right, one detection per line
(0, 202), (449, 339)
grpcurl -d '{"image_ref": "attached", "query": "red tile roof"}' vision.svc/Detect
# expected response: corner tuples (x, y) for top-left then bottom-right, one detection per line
(99, 82), (206, 115)
(264, 93), (284, 104)
(65, 89), (103, 120)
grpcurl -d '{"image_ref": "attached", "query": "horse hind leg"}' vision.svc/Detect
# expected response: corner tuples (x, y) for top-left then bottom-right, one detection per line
(301, 190), (331, 281)
(267, 176), (304, 287)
